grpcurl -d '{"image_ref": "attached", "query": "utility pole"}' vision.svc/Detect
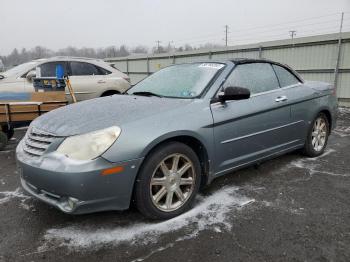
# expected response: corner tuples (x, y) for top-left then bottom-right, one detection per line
(334, 12), (344, 90)
(224, 25), (229, 46)
(156, 40), (161, 53)
(289, 30), (297, 46)
(289, 30), (297, 39)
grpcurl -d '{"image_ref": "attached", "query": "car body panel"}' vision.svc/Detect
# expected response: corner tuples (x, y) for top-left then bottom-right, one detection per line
(210, 88), (298, 174)
(16, 139), (143, 213)
(16, 59), (338, 214)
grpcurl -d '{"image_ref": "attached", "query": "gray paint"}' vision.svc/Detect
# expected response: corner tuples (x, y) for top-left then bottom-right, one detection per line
(16, 60), (338, 214)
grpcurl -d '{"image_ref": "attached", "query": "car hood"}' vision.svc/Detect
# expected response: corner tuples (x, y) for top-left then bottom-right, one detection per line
(31, 95), (192, 136)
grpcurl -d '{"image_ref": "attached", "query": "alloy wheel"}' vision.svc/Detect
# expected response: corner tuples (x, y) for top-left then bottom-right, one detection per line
(311, 117), (328, 152)
(150, 153), (196, 212)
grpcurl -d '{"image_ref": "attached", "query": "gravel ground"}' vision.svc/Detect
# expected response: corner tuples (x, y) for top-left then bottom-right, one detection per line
(0, 108), (349, 262)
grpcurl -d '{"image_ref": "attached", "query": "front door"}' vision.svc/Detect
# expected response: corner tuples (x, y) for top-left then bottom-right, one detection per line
(211, 62), (294, 175)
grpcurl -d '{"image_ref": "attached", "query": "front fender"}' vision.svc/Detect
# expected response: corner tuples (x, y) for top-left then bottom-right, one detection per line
(140, 130), (211, 158)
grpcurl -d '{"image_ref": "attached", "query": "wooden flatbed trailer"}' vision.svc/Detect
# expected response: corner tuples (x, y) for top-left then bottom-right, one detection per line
(0, 78), (70, 150)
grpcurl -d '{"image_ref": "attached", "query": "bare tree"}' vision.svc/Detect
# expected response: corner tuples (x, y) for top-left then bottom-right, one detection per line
(132, 45), (148, 54)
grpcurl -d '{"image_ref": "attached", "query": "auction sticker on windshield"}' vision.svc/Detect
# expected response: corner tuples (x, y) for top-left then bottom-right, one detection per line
(198, 63), (225, 69)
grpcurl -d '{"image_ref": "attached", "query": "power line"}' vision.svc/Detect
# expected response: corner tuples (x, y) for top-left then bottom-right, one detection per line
(228, 18), (343, 39)
(229, 12), (343, 33)
(168, 12), (349, 48)
(168, 12), (346, 45)
(177, 15), (345, 46)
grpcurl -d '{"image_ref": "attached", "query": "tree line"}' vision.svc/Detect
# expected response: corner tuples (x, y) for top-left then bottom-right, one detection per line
(0, 42), (223, 69)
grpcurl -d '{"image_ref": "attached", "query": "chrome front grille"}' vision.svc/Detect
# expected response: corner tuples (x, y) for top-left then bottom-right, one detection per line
(23, 127), (57, 157)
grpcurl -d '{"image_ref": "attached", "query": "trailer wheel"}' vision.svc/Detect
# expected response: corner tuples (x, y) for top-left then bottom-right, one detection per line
(0, 131), (8, 151)
(1, 125), (14, 140)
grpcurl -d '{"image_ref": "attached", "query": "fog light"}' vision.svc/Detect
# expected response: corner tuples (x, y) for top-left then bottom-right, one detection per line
(60, 197), (80, 212)
(67, 197), (79, 209)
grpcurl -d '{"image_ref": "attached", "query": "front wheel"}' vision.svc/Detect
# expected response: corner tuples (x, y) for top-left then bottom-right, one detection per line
(303, 113), (330, 157)
(135, 142), (201, 220)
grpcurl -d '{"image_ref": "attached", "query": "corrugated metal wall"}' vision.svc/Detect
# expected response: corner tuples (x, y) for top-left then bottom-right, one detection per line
(106, 32), (350, 106)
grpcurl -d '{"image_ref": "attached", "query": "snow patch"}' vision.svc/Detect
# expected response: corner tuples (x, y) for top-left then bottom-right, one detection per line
(334, 127), (350, 137)
(339, 107), (350, 114)
(130, 243), (175, 262)
(288, 149), (349, 177)
(0, 187), (30, 205)
(43, 186), (254, 249)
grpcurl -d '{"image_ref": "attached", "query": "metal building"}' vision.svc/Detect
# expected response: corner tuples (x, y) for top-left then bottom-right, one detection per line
(106, 32), (350, 106)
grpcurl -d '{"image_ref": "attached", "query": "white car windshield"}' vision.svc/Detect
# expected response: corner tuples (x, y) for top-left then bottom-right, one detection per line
(2, 61), (38, 77)
(128, 63), (225, 98)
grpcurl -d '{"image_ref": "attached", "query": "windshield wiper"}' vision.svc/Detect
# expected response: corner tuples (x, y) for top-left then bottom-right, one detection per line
(132, 91), (163, 98)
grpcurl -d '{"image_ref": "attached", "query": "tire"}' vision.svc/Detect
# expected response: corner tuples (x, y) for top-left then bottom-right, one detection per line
(135, 142), (201, 220)
(0, 131), (8, 151)
(101, 91), (119, 97)
(1, 125), (14, 139)
(302, 113), (330, 157)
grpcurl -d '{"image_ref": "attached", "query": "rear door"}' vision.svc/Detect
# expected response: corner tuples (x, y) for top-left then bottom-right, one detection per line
(211, 62), (296, 175)
(68, 61), (109, 101)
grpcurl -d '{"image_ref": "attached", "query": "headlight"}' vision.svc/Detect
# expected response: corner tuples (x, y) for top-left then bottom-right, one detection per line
(57, 126), (121, 160)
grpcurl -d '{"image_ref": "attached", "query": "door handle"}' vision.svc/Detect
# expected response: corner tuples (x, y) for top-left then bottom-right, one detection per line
(97, 80), (106, 84)
(275, 96), (288, 102)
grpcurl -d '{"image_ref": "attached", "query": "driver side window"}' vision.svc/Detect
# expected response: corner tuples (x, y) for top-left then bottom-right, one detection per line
(224, 63), (280, 94)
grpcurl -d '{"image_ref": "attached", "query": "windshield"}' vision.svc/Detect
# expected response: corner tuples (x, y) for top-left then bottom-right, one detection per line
(128, 63), (225, 98)
(2, 61), (39, 77)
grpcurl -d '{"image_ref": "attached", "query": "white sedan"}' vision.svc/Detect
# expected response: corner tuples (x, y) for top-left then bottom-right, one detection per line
(0, 57), (130, 101)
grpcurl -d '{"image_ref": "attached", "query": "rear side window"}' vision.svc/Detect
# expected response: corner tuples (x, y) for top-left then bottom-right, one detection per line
(38, 62), (68, 77)
(96, 66), (111, 75)
(272, 64), (300, 87)
(70, 62), (100, 76)
(224, 63), (279, 94)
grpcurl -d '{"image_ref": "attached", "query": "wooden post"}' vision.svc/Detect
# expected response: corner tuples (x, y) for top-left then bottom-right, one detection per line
(65, 77), (77, 103)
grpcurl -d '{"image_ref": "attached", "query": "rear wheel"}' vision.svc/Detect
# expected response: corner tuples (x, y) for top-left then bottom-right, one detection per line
(101, 90), (119, 97)
(1, 125), (14, 139)
(303, 113), (329, 157)
(0, 131), (8, 151)
(135, 142), (201, 220)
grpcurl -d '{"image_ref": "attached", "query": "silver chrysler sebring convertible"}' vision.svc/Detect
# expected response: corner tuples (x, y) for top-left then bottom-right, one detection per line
(16, 59), (337, 219)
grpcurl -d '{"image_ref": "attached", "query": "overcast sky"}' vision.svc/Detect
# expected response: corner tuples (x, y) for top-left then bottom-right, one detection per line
(0, 0), (349, 55)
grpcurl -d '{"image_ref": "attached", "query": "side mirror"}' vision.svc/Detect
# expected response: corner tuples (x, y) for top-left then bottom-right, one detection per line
(218, 86), (250, 102)
(0, 75), (4, 80)
(26, 70), (36, 82)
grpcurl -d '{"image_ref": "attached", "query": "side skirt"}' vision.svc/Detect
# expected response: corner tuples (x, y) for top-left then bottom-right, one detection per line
(207, 143), (304, 184)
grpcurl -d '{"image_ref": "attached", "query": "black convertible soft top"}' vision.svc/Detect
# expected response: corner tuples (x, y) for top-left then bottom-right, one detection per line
(230, 58), (304, 83)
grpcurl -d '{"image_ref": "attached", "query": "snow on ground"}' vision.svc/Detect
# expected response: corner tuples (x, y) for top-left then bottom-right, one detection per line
(288, 149), (349, 177)
(42, 186), (255, 250)
(0, 187), (30, 204)
(339, 107), (350, 114)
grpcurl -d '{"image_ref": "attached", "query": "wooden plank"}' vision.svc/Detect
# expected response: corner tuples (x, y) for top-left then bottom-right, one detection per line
(0, 101), (67, 124)
(31, 91), (66, 102)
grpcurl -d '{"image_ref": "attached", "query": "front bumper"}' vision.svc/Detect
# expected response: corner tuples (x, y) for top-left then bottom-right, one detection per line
(17, 142), (143, 214)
